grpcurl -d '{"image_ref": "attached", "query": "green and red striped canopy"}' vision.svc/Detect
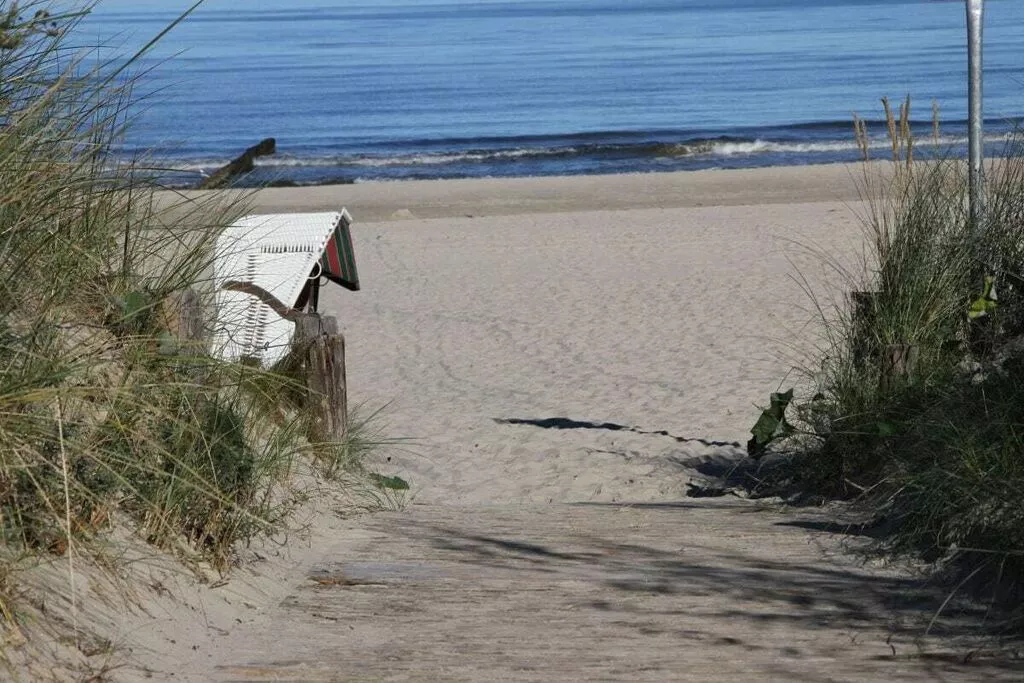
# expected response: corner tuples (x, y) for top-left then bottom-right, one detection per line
(319, 211), (360, 291)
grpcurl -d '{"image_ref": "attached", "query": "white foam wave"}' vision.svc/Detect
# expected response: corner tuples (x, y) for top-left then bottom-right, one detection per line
(343, 146), (578, 167)
(161, 132), (1017, 173)
(707, 133), (1012, 157)
(166, 146), (578, 172)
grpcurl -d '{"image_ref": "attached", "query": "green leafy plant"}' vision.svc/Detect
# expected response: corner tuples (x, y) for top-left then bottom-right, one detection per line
(967, 275), (998, 320)
(747, 389), (795, 458)
(368, 473), (409, 491)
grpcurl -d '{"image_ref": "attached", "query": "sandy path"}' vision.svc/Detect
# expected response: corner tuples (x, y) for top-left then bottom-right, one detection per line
(203, 504), (1020, 683)
(129, 170), (1021, 681)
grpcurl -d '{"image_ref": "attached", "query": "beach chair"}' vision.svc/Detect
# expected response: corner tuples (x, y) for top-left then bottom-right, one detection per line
(212, 210), (359, 367)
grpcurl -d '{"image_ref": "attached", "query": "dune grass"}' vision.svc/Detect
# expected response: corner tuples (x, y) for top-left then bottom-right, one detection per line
(0, 1), (386, 671)
(766, 98), (1024, 626)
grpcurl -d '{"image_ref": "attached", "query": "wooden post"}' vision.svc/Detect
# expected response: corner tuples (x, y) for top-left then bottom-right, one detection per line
(198, 138), (277, 190)
(850, 290), (918, 391)
(294, 313), (348, 444)
(176, 288), (206, 349)
(156, 288), (206, 355)
(968, 313), (994, 359)
(849, 291), (878, 367)
(880, 342), (919, 393)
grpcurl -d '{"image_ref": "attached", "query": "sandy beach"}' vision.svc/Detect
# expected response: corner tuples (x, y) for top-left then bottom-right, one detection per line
(96, 165), (1021, 681)
(195, 162), (871, 222)
(256, 166), (870, 505)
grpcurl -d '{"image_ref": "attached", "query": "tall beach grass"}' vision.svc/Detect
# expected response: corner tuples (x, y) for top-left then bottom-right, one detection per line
(768, 98), (1024, 627)
(0, 1), (385, 672)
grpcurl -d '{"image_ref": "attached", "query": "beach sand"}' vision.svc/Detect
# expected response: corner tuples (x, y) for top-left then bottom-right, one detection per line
(263, 167), (870, 506)
(90, 166), (1022, 681)
(200, 162), (871, 222)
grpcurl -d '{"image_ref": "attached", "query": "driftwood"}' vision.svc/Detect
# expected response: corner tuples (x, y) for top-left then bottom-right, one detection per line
(222, 279), (303, 321)
(198, 138), (276, 190)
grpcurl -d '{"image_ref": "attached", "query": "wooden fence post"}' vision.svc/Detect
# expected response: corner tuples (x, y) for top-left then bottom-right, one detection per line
(157, 288), (206, 355)
(294, 313), (348, 444)
(850, 291), (918, 391)
(880, 342), (919, 393)
(849, 290), (877, 367)
(177, 288), (206, 350)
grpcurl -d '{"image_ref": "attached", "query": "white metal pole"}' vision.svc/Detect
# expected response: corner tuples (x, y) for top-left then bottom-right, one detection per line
(967, 0), (985, 228)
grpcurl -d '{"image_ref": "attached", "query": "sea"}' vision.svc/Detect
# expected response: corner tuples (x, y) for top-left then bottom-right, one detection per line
(83, 0), (1024, 187)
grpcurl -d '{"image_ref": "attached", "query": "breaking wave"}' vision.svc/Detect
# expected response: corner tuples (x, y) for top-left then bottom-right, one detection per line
(168, 131), (1014, 176)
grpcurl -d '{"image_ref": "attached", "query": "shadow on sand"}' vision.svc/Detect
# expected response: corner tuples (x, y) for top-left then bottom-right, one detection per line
(493, 416), (743, 449)
(363, 502), (1024, 681)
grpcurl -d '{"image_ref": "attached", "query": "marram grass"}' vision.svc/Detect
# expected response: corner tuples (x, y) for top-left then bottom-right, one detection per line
(770, 98), (1024, 627)
(0, 2), (385, 674)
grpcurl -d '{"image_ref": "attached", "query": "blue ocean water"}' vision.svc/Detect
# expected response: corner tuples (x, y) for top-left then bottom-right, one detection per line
(85, 0), (1024, 186)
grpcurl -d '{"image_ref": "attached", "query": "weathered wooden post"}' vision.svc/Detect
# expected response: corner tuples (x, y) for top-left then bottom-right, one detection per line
(175, 288), (206, 349)
(849, 290), (878, 367)
(849, 291), (918, 390)
(293, 312), (348, 444)
(155, 288), (206, 355)
(880, 342), (919, 393)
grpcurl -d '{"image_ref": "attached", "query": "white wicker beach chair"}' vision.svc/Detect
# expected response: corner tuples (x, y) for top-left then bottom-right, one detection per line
(212, 210), (357, 367)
